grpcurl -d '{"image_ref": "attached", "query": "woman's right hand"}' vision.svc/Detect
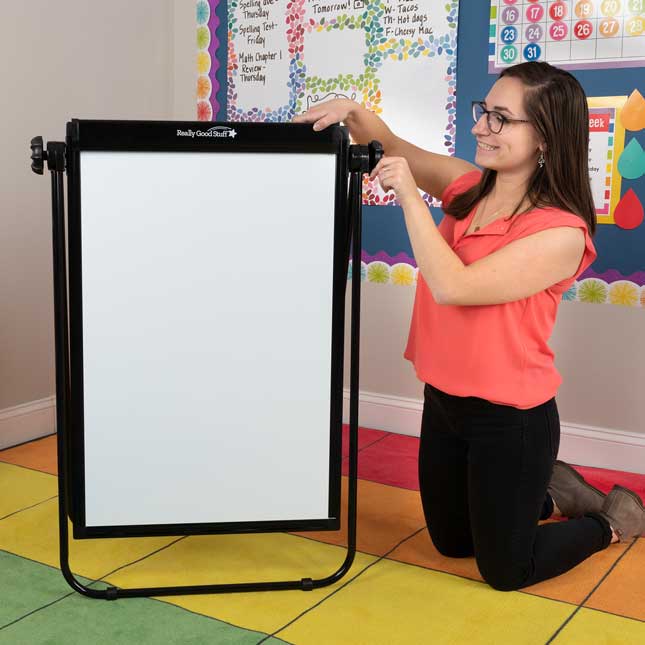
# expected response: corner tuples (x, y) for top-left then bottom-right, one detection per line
(291, 98), (359, 131)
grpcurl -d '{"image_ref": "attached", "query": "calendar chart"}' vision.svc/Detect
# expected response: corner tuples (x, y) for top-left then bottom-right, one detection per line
(489, 0), (645, 72)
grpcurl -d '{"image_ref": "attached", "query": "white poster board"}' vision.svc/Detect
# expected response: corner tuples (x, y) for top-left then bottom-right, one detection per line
(225, 0), (459, 206)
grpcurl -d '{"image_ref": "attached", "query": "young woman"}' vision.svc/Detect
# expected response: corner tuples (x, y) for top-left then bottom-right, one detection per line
(293, 62), (644, 591)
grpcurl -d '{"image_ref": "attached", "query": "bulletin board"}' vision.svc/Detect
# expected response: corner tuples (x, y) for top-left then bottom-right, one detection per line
(200, 0), (645, 304)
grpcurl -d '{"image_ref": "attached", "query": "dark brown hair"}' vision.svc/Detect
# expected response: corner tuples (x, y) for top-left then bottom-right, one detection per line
(444, 61), (596, 236)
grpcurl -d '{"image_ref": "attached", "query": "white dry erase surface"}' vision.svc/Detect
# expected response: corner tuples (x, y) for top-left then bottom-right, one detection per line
(78, 151), (337, 528)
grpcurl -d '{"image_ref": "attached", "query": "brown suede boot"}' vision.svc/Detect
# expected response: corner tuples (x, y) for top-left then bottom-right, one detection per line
(599, 485), (645, 542)
(547, 460), (606, 518)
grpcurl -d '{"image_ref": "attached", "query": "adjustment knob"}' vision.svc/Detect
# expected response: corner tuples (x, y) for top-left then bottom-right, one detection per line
(30, 136), (45, 175)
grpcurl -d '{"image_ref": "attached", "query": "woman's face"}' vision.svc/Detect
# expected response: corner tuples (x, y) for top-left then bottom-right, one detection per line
(471, 76), (543, 177)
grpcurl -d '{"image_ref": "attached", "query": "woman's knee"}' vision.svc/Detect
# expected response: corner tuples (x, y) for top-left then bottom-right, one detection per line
(429, 533), (474, 559)
(477, 560), (529, 592)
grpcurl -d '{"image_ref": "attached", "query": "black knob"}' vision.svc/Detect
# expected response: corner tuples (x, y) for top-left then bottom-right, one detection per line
(368, 140), (383, 172)
(30, 136), (45, 175)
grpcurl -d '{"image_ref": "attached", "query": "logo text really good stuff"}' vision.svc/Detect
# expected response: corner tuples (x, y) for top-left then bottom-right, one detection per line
(176, 126), (238, 139)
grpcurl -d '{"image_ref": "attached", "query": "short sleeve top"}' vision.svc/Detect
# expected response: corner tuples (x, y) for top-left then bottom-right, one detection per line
(403, 170), (597, 409)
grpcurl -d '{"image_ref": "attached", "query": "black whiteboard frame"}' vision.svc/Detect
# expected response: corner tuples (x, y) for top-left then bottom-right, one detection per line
(64, 120), (350, 540)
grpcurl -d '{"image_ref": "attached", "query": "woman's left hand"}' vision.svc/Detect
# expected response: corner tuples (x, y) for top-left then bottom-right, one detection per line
(369, 156), (420, 206)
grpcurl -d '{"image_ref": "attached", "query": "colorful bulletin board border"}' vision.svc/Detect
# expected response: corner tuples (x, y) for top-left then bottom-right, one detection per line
(197, 0), (222, 120)
(488, 0), (645, 73)
(349, 252), (645, 307)
(589, 96), (627, 225)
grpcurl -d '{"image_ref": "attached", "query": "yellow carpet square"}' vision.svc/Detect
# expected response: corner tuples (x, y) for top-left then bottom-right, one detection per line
(553, 607), (645, 644)
(0, 462), (57, 518)
(281, 557), (576, 645)
(0, 497), (177, 580)
(107, 532), (376, 634)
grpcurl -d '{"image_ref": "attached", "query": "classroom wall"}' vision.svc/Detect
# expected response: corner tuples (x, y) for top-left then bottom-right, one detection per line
(3, 1), (643, 471)
(0, 0), (177, 448)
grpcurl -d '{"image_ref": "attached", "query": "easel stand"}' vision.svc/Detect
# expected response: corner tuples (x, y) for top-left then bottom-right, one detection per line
(30, 132), (383, 600)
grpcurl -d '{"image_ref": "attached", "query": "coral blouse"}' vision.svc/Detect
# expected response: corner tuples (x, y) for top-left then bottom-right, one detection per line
(403, 171), (597, 409)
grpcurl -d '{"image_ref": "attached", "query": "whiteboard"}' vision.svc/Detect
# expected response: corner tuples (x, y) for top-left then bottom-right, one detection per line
(78, 151), (338, 528)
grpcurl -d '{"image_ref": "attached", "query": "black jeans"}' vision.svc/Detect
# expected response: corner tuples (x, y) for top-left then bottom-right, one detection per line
(419, 383), (612, 591)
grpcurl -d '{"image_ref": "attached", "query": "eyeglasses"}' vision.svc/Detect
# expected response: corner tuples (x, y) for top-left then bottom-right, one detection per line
(472, 101), (531, 134)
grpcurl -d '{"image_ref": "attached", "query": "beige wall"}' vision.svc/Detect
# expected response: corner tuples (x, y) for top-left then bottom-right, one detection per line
(174, 0), (200, 120)
(551, 301), (644, 432)
(0, 1), (175, 416)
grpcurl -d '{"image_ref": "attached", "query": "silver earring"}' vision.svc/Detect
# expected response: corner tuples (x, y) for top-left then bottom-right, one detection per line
(538, 152), (545, 168)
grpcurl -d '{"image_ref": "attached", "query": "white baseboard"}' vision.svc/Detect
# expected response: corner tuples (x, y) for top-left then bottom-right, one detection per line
(343, 389), (424, 437)
(0, 396), (56, 450)
(4, 392), (643, 475)
(343, 389), (645, 474)
(556, 424), (645, 475)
